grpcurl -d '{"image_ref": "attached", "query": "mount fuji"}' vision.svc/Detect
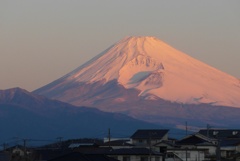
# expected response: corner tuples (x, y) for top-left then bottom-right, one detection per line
(34, 36), (240, 129)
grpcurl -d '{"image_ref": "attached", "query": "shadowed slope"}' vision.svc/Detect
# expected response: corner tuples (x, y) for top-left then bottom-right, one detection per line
(0, 88), (163, 141)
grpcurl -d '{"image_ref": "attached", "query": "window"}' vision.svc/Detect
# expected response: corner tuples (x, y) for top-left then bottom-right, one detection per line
(123, 156), (130, 161)
(166, 153), (174, 158)
(140, 156), (148, 161)
(110, 156), (118, 160)
(155, 156), (160, 161)
(160, 146), (167, 153)
(213, 131), (219, 136)
(233, 131), (238, 135)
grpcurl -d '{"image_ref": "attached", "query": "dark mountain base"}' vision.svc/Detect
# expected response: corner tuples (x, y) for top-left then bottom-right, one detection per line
(0, 88), (163, 142)
(35, 80), (240, 131)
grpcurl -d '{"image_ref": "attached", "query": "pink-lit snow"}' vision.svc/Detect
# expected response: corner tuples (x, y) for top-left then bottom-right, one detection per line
(38, 36), (240, 107)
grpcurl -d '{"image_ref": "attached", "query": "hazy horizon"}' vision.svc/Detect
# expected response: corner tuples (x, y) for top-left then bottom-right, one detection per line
(1, 0), (240, 91)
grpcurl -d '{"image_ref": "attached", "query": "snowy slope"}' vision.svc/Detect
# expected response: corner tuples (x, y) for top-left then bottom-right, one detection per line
(36, 36), (240, 108)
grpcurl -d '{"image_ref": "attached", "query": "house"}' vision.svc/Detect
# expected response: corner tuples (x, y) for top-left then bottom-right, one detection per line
(40, 138), (103, 150)
(68, 143), (99, 149)
(0, 151), (11, 161)
(35, 149), (72, 161)
(107, 148), (163, 161)
(130, 129), (169, 147)
(71, 143), (163, 161)
(199, 129), (240, 159)
(153, 140), (180, 153)
(176, 133), (217, 155)
(73, 146), (163, 161)
(199, 129), (240, 139)
(166, 148), (206, 161)
(2, 145), (42, 161)
(175, 133), (218, 161)
(101, 139), (134, 149)
(47, 152), (119, 161)
(220, 138), (240, 160)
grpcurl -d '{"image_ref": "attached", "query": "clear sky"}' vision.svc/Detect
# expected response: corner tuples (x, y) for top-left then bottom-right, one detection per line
(1, 0), (240, 91)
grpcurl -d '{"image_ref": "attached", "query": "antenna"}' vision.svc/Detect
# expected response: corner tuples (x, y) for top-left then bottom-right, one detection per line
(23, 139), (28, 155)
(186, 121), (188, 136)
(3, 143), (7, 150)
(108, 128), (111, 147)
(149, 132), (152, 161)
(56, 137), (63, 148)
(207, 124), (210, 138)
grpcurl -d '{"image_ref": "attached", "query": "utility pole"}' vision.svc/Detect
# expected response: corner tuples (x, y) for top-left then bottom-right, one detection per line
(185, 122), (188, 161)
(23, 139), (27, 156)
(185, 121), (188, 136)
(3, 143), (7, 150)
(149, 132), (152, 161)
(185, 148), (188, 161)
(216, 136), (221, 161)
(57, 137), (63, 142)
(108, 128), (111, 147)
(56, 137), (63, 148)
(207, 124), (210, 138)
(23, 139), (27, 148)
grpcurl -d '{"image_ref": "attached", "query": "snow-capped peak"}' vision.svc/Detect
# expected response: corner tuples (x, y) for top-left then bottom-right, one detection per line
(36, 36), (240, 108)
(65, 36), (193, 82)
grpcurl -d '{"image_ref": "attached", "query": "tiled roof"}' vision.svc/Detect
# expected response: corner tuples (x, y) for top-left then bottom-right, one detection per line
(41, 138), (103, 149)
(0, 152), (11, 161)
(199, 129), (240, 139)
(69, 143), (97, 148)
(154, 140), (180, 148)
(177, 135), (210, 145)
(108, 148), (163, 155)
(131, 129), (169, 139)
(102, 140), (133, 147)
(75, 147), (162, 156)
(220, 138), (240, 147)
(35, 149), (72, 161)
(75, 147), (112, 154)
(48, 152), (118, 161)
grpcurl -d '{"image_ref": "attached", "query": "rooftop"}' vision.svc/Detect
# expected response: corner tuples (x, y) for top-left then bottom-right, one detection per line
(131, 129), (169, 139)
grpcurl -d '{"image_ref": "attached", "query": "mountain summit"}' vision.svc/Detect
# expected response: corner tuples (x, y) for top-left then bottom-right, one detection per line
(35, 36), (240, 108)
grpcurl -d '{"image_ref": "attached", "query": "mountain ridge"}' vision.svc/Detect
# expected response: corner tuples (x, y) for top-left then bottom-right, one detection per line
(0, 87), (165, 140)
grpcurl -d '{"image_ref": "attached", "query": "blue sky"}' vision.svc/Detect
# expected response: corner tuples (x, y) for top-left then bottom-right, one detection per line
(1, 0), (240, 91)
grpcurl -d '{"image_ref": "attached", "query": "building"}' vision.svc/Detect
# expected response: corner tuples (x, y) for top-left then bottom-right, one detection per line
(166, 149), (206, 161)
(130, 129), (169, 147)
